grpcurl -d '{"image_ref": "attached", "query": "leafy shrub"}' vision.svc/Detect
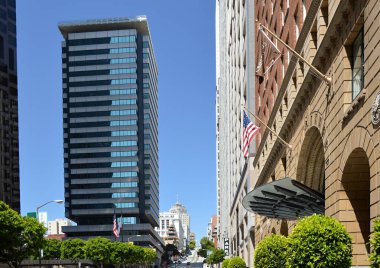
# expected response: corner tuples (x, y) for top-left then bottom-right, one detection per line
(85, 237), (111, 265)
(228, 256), (246, 268)
(287, 214), (352, 268)
(254, 234), (288, 268)
(61, 238), (86, 261)
(42, 239), (62, 260)
(206, 249), (225, 264)
(370, 218), (380, 267)
(222, 258), (230, 268)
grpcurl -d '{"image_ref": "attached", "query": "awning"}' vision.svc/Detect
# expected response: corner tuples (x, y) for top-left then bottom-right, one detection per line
(242, 177), (324, 220)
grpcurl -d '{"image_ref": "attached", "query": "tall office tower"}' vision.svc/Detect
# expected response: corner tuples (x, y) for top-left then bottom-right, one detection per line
(0, 0), (19, 212)
(216, 0), (256, 265)
(58, 17), (161, 251)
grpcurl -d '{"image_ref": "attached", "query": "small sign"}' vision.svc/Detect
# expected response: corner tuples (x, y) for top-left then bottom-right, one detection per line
(372, 90), (380, 125)
(224, 238), (229, 255)
(27, 212), (37, 219)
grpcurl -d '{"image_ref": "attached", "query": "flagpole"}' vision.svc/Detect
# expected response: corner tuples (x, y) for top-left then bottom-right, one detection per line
(243, 106), (292, 150)
(258, 23), (332, 85)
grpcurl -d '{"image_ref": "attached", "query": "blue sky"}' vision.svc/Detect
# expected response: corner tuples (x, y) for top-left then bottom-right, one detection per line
(18, 0), (216, 241)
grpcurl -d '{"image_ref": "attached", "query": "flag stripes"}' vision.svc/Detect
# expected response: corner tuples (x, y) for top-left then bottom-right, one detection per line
(242, 111), (260, 157)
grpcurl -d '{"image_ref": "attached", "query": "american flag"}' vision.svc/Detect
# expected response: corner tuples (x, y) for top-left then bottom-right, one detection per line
(113, 214), (119, 238)
(242, 111), (260, 157)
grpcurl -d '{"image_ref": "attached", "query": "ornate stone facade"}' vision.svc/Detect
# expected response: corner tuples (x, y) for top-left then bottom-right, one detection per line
(253, 0), (378, 266)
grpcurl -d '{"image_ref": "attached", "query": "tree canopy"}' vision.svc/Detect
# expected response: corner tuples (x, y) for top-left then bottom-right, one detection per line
(0, 201), (46, 268)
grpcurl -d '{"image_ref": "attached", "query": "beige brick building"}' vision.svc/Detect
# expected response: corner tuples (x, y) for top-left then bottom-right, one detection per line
(252, 0), (379, 266)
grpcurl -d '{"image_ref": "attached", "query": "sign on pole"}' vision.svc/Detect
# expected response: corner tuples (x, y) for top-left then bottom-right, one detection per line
(224, 238), (229, 255)
(27, 212), (37, 218)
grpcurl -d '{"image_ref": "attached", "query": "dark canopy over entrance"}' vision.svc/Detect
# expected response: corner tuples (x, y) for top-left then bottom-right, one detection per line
(242, 177), (324, 220)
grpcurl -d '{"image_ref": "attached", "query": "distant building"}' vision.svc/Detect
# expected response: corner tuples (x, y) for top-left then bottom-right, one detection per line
(38, 212), (48, 229)
(0, 0), (20, 213)
(207, 215), (218, 248)
(169, 202), (190, 245)
(48, 218), (74, 235)
(156, 212), (184, 249)
(189, 232), (196, 242)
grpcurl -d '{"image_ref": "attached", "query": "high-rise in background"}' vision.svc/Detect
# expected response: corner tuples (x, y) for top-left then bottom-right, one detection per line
(215, 0), (256, 266)
(155, 202), (191, 250)
(0, 0), (19, 213)
(58, 17), (162, 253)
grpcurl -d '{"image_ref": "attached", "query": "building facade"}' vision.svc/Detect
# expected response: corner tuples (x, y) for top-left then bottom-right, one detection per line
(48, 218), (74, 235)
(169, 202), (190, 244)
(215, 0), (256, 265)
(207, 215), (218, 248)
(155, 212), (185, 249)
(0, 0), (19, 213)
(58, 17), (162, 251)
(252, 0), (380, 266)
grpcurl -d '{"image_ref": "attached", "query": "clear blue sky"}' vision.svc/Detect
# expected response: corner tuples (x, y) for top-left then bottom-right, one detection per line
(18, 0), (216, 241)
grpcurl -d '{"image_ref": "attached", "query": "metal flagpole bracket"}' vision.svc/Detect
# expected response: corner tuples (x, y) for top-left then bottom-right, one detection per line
(258, 23), (332, 86)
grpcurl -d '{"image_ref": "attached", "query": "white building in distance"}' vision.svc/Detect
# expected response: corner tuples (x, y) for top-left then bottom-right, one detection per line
(169, 202), (190, 244)
(155, 212), (184, 249)
(48, 218), (74, 235)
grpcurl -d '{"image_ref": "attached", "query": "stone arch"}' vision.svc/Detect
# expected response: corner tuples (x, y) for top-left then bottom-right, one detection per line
(336, 127), (377, 266)
(296, 126), (325, 193)
(280, 220), (288, 236)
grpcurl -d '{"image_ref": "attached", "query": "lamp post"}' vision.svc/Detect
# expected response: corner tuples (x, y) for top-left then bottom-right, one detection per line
(36, 199), (64, 267)
(36, 199), (64, 218)
(127, 234), (141, 242)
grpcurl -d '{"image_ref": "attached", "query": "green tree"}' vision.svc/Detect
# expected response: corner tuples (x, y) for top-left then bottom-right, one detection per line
(42, 239), (62, 260)
(189, 240), (196, 250)
(200, 237), (214, 250)
(197, 248), (208, 258)
(0, 201), (26, 267)
(0, 202), (46, 268)
(206, 249), (225, 264)
(228, 256), (246, 268)
(142, 247), (156, 264)
(370, 218), (380, 267)
(254, 234), (288, 268)
(109, 242), (133, 266)
(222, 259), (230, 268)
(61, 238), (86, 261)
(287, 214), (352, 268)
(85, 237), (111, 267)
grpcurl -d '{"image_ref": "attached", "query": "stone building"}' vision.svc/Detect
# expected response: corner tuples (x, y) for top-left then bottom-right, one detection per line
(250, 0), (379, 266)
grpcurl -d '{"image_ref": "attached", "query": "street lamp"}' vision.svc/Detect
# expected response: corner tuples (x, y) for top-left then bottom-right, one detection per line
(127, 234), (141, 242)
(36, 200), (64, 217)
(36, 199), (64, 267)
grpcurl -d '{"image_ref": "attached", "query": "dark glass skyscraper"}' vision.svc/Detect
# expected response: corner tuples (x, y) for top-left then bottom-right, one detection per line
(59, 17), (161, 249)
(0, 0), (19, 212)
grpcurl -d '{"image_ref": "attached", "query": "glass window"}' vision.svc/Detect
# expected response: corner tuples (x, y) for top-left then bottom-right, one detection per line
(110, 120), (137, 126)
(111, 99), (137, 106)
(111, 172), (138, 178)
(111, 140), (137, 147)
(121, 217), (137, 224)
(110, 88), (137, 95)
(111, 161), (137, 167)
(111, 151), (137, 157)
(111, 130), (137, 137)
(352, 29), (364, 100)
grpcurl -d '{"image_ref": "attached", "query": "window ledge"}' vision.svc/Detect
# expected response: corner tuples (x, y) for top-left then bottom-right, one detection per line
(342, 88), (366, 122)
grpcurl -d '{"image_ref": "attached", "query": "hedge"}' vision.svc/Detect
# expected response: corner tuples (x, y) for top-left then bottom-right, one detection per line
(222, 258), (230, 268)
(254, 234), (288, 268)
(370, 218), (380, 267)
(286, 214), (352, 268)
(228, 256), (246, 268)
